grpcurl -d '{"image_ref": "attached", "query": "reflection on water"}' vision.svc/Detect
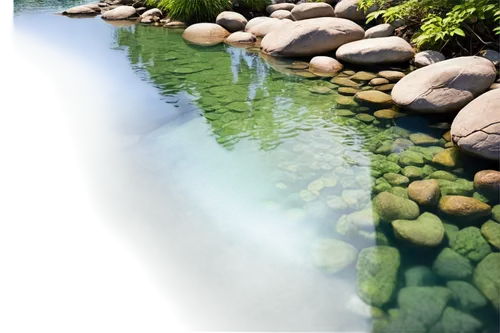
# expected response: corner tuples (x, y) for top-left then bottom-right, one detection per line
(13, 4), (500, 331)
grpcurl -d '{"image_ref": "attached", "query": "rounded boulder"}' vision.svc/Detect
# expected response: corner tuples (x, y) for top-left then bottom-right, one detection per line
(182, 23), (230, 46)
(336, 36), (414, 65)
(291, 2), (335, 20)
(216, 11), (247, 33)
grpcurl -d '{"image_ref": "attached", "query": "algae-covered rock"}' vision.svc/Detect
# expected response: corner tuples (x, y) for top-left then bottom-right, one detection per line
(390, 186), (408, 199)
(429, 307), (483, 333)
(473, 252), (500, 311)
(433, 248), (473, 280)
(405, 266), (438, 287)
(428, 170), (457, 181)
(312, 238), (359, 274)
(438, 178), (474, 196)
(392, 212), (444, 247)
(438, 195), (491, 221)
(397, 286), (452, 327)
(474, 169), (500, 199)
(481, 220), (500, 249)
(443, 223), (459, 246)
(402, 166), (422, 179)
(409, 133), (440, 146)
(357, 246), (400, 306)
(384, 173), (409, 186)
(451, 226), (492, 262)
(373, 192), (420, 222)
(408, 180), (440, 207)
(446, 281), (488, 311)
(492, 205), (500, 222)
(432, 147), (461, 168)
(398, 150), (424, 166)
(354, 91), (393, 107)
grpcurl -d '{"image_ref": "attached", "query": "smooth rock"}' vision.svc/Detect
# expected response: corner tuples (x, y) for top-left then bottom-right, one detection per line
(473, 253), (500, 311)
(309, 56), (343, 75)
(405, 266), (437, 287)
(433, 248), (473, 280)
(392, 56), (496, 113)
(370, 78), (390, 86)
(430, 307), (483, 332)
(481, 220), (500, 249)
(357, 246), (400, 306)
(493, 205), (500, 222)
(350, 71), (377, 81)
(182, 23), (230, 46)
(266, 3), (295, 14)
(331, 77), (361, 88)
(432, 147), (460, 168)
(334, 0), (368, 21)
(439, 195), (491, 221)
(354, 91), (392, 107)
(261, 17), (364, 57)
(291, 2), (335, 20)
(270, 9), (292, 19)
(479, 49), (500, 67)
(408, 180), (440, 207)
(248, 18), (292, 37)
(336, 37), (414, 65)
(409, 133), (439, 146)
(378, 70), (405, 82)
(245, 16), (271, 31)
(216, 11), (247, 32)
(374, 83), (395, 92)
(374, 109), (403, 119)
(364, 24), (394, 38)
(397, 286), (452, 327)
(141, 8), (161, 17)
(62, 5), (100, 15)
(392, 212), (444, 247)
(311, 238), (358, 274)
(474, 170), (500, 198)
(225, 31), (256, 44)
(373, 192), (420, 222)
(101, 5), (136, 20)
(414, 50), (445, 68)
(446, 281), (488, 311)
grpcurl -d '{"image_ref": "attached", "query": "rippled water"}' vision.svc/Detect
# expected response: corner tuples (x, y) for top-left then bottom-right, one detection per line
(14, 2), (500, 332)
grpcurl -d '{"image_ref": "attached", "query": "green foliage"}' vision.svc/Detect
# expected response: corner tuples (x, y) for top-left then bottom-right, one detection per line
(359, 0), (499, 51)
(152, 0), (232, 23)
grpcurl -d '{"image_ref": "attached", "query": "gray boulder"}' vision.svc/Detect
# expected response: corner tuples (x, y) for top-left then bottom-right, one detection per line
(364, 24), (394, 38)
(216, 11), (247, 33)
(270, 9), (292, 19)
(62, 5), (100, 15)
(334, 0), (369, 21)
(266, 3), (295, 14)
(336, 36), (414, 65)
(414, 50), (445, 68)
(291, 2), (335, 20)
(225, 31), (256, 44)
(101, 5), (136, 20)
(248, 18), (292, 37)
(392, 56), (496, 113)
(245, 16), (271, 31)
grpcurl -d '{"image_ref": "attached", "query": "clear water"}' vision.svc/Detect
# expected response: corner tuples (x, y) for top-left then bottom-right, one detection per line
(13, 2), (500, 332)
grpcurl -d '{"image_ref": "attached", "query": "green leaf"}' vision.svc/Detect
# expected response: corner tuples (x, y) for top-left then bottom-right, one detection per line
(453, 28), (465, 37)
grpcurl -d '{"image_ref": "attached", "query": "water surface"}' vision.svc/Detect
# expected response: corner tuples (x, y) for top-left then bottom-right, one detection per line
(13, 2), (500, 331)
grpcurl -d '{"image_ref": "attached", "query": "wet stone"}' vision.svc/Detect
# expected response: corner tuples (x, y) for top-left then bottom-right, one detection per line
(356, 113), (375, 123)
(481, 220), (500, 249)
(309, 86), (332, 94)
(473, 253), (500, 311)
(409, 133), (440, 146)
(374, 83), (396, 92)
(446, 281), (488, 311)
(384, 173), (409, 186)
(392, 212), (445, 247)
(350, 71), (377, 81)
(374, 109), (403, 119)
(373, 192), (420, 222)
(429, 307), (483, 333)
(433, 248), (473, 280)
(408, 179), (440, 207)
(370, 78), (390, 86)
(450, 226), (492, 262)
(331, 77), (361, 88)
(405, 266), (438, 287)
(338, 87), (358, 95)
(402, 166), (422, 179)
(311, 238), (358, 274)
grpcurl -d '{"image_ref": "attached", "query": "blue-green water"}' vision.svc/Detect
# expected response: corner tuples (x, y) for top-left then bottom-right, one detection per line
(13, 2), (500, 331)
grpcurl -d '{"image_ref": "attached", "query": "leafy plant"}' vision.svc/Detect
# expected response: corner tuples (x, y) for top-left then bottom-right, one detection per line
(359, 0), (500, 53)
(150, 0), (232, 23)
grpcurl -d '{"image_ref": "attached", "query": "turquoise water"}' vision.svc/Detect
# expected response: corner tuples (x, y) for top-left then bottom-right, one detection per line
(13, 2), (500, 331)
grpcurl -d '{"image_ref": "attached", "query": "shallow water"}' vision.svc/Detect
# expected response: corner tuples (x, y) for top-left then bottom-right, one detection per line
(14, 2), (500, 332)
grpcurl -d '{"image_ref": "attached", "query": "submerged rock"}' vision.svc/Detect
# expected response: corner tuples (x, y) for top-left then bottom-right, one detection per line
(336, 37), (414, 65)
(261, 17), (364, 57)
(405, 266), (437, 287)
(354, 91), (393, 107)
(450, 226), (492, 262)
(432, 147), (461, 168)
(433, 248), (473, 280)
(408, 180), (440, 207)
(378, 70), (405, 82)
(311, 238), (358, 274)
(474, 170), (500, 195)
(438, 196), (491, 222)
(430, 307), (483, 333)
(481, 220), (500, 249)
(397, 286), (452, 328)
(216, 11), (247, 32)
(373, 192), (420, 222)
(357, 246), (400, 306)
(392, 56), (496, 113)
(392, 212), (444, 247)
(291, 2), (335, 20)
(182, 23), (230, 46)
(473, 252), (500, 311)
(446, 281), (488, 311)
(413, 50), (446, 68)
